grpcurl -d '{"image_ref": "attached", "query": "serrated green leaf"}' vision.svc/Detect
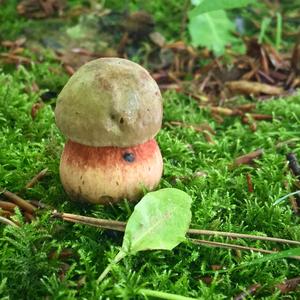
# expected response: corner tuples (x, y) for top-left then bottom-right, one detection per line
(122, 188), (192, 253)
(189, 0), (256, 17)
(188, 10), (239, 56)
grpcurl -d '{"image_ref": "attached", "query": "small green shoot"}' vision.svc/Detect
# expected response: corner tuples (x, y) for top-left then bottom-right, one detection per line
(97, 188), (192, 283)
(258, 17), (272, 44)
(275, 12), (282, 50)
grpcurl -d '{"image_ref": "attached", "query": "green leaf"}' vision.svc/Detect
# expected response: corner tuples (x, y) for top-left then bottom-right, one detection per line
(122, 188), (192, 253)
(189, 0), (256, 18)
(97, 188), (192, 283)
(188, 10), (239, 56)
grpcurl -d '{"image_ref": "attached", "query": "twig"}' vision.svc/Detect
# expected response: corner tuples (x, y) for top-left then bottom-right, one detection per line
(188, 229), (300, 246)
(2, 191), (36, 214)
(0, 216), (19, 227)
(53, 211), (126, 232)
(54, 211), (300, 246)
(190, 238), (276, 254)
(25, 168), (48, 189)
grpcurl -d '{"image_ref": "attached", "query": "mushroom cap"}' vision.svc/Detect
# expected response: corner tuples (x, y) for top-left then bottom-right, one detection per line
(55, 58), (163, 147)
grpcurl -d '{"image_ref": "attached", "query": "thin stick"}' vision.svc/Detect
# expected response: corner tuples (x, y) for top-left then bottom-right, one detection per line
(0, 216), (19, 227)
(2, 191), (36, 214)
(25, 168), (48, 189)
(187, 229), (300, 246)
(54, 212), (126, 232)
(190, 238), (276, 254)
(54, 212), (300, 246)
(190, 239), (300, 260)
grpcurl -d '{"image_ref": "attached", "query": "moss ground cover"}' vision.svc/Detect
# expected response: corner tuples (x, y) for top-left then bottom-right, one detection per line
(1, 1), (300, 299)
(0, 66), (300, 298)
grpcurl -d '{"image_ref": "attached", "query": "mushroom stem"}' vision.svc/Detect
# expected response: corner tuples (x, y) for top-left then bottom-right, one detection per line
(60, 139), (163, 204)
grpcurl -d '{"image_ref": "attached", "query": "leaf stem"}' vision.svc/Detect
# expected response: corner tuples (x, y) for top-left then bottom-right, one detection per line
(96, 250), (126, 284)
(139, 288), (197, 300)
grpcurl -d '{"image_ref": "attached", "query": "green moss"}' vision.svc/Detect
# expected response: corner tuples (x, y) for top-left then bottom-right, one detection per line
(0, 64), (300, 298)
(0, 1), (300, 298)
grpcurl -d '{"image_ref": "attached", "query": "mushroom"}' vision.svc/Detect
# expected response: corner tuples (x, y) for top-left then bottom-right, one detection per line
(55, 58), (163, 204)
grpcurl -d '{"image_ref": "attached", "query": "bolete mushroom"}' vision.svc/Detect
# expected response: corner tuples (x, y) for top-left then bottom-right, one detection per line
(55, 58), (163, 204)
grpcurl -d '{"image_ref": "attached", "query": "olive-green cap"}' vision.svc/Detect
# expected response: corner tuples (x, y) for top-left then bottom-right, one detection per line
(55, 58), (163, 147)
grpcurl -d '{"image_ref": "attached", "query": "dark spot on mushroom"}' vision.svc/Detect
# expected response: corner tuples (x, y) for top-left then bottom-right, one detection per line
(110, 114), (116, 120)
(116, 181), (119, 186)
(119, 117), (124, 124)
(123, 152), (135, 162)
(82, 180), (85, 185)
